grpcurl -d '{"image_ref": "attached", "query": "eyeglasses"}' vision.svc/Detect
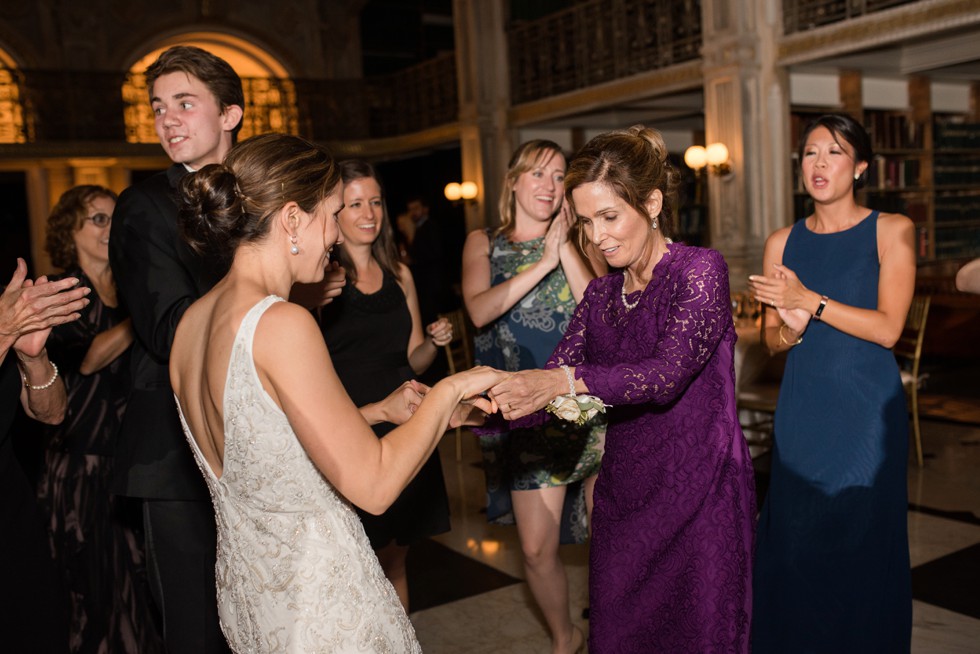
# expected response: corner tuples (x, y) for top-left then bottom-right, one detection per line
(85, 213), (112, 227)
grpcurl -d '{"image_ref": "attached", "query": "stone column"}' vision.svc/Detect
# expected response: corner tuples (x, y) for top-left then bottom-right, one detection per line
(700, 0), (792, 288)
(452, 0), (513, 232)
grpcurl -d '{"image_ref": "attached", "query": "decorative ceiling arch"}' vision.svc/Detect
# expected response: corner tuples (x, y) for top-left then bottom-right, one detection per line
(123, 31), (298, 144)
(128, 32), (291, 78)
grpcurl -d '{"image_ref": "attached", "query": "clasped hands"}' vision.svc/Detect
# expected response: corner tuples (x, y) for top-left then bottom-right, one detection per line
(747, 263), (812, 333)
(376, 366), (564, 428)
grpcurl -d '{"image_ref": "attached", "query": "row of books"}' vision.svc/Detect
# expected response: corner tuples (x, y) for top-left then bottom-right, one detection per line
(866, 112), (924, 150)
(934, 157), (980, 187)
(934, 121), (980, 150)
(867, 156), (922, 190)
(935, 198), (980, 223)
(934, 224), (980, 260)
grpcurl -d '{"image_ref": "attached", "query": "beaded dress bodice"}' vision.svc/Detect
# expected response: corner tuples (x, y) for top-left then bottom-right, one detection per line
(176, 295), (420, 653)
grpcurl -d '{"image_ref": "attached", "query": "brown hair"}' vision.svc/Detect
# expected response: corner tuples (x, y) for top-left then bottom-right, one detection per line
(45, 185), (118, 270)
(178, 133), (339, 268)
(145, 45), (245, 139)
(496, 140), (566, 238)
(564, 125), (680, 243)
(332, 160), (402, 284)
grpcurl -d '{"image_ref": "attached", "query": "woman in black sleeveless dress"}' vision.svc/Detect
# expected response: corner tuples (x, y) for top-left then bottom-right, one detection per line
(318, 161), (454, 610)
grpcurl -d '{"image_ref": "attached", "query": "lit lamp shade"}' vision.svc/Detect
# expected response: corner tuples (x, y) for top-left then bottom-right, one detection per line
(684, 145), (708, 170)
(706, 142), (729, 166)
(459, 181), (478, 200)
(444, 182), (462, 202)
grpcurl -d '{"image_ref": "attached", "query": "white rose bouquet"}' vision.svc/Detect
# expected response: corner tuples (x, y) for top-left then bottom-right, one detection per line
(546, 393), (608, 426)
(544, 364), (608, 426)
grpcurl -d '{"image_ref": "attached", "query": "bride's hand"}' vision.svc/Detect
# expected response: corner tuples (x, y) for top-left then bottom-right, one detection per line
(444, 366), (509, 404)
(447, 394), (497, 429)
(377, 380), (428, 425)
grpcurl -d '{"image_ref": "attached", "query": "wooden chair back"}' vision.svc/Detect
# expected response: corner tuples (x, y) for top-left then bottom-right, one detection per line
(894, 295), (931, 466)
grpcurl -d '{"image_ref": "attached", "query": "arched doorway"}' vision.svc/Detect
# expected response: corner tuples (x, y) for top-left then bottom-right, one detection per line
(123, 33), (299, 144)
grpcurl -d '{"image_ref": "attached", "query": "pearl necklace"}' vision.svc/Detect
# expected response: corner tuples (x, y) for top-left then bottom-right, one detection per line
(621, 279), (641, 311)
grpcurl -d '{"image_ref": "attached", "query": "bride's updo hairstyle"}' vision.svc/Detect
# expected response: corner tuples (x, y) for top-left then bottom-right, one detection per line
(179, 133), (339, 265)
(564, 125), (680, 243)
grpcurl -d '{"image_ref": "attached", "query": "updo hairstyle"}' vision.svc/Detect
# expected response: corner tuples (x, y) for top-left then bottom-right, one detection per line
(179, 133), (339, 265)
(798, 113), (874, 191)
(45, 185), (118, 270)
(564, 125), (680, 242)
(332, 160), (401, 284)
(496, 139), (566, 238)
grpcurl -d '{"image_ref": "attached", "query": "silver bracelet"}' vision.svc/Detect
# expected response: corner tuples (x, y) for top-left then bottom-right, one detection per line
(20, 360), (59, 391)
(560, 364), (576, 397)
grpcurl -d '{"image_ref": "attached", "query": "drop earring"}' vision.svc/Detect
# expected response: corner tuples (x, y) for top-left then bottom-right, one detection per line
(651, 216), (659, 230)
(290, 235), (299, 255)
(854, 173), (860, 180)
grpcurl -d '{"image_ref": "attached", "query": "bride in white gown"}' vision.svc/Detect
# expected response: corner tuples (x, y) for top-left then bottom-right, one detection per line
(169, 133), (503, 653)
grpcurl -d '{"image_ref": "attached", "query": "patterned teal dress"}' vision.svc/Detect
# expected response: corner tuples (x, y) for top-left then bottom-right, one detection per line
(474, 232), (605, 543)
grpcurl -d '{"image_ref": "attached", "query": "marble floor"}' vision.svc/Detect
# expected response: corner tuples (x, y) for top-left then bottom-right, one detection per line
(406, 413), (980, 653)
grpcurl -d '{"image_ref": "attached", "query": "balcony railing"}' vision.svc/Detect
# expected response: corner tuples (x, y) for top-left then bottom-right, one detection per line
(783, 0), (923, 34)
(365, 52), (459, 138)
(508, 0), (703, 105)
(1, 56), (459, 149)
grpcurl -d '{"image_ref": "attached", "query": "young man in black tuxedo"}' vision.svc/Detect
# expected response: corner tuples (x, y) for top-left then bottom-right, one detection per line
(109, 45), (243, 652)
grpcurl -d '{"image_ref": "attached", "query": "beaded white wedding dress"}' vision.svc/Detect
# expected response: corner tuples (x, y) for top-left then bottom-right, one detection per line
(176, 295), (421, 653)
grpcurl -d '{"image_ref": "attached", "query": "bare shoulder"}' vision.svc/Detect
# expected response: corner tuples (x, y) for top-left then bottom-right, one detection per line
(256, 299), (320, 342)
(876, 211), (915, 249)
(173, 294), (214, 354)
(396, 261), (415, 285)
(762, 224), (793, 262)
(766, 225), (793, 249)
(876, 211), (915, 234)
(463, 228), (490, 255)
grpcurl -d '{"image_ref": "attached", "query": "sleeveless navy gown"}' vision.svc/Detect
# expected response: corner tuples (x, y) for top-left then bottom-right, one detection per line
(752, 211), (912, 652)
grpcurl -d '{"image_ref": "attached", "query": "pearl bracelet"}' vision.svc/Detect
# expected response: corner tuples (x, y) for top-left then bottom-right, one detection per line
(20, 360), (59, 391)
(560, 364), (576, 397)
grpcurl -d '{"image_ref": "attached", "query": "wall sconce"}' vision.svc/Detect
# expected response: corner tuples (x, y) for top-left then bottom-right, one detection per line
(684, 143), (732, 176)
(444, 181), (478, 203)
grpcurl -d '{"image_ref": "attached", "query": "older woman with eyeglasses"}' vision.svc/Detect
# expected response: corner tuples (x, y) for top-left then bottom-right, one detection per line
(37, 185), (163, 653)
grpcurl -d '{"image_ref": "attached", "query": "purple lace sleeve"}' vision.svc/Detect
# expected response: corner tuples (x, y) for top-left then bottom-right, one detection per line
(577, 249), (732, 406)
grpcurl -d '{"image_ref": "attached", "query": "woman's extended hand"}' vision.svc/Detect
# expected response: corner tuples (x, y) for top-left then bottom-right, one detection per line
(448, 395), (496, 429)
(489, 368), (565, 420)
(426, 317), (453, 347)
(377, 379), (428, 425)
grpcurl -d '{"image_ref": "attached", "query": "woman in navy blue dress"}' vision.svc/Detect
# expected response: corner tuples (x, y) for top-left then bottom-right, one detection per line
(749, 113), (916, 652)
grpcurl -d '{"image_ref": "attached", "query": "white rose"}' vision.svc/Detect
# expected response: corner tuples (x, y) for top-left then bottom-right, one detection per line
(550, 395), (583, 422)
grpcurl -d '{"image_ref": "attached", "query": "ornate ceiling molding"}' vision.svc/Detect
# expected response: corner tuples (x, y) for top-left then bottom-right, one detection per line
(778, 0), (980, 66)
(507, 60), (703, 128)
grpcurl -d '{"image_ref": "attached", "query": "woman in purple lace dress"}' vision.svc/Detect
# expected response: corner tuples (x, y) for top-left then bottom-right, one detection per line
(492, 126), (756, 653)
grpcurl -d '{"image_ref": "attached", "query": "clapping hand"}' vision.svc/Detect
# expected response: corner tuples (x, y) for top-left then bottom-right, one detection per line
(748, 263), (812, 333)
(1, 259), (90, 354)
